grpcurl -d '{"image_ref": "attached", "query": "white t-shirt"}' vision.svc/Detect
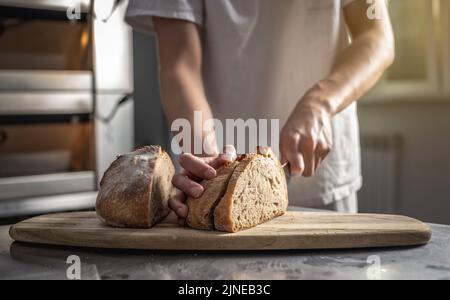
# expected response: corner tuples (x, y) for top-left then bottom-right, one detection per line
(126, 0), (362, 207)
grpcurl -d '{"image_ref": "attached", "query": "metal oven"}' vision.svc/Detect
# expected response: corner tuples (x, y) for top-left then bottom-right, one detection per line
(0, 0), (134, 217)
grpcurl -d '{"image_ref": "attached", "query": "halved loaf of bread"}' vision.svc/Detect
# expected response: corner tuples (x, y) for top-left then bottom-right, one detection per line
(214, 151), (288, 232)
(96, 146), (175, 228)
(186, 148), (288, 233)
(186, 161), (239, 230)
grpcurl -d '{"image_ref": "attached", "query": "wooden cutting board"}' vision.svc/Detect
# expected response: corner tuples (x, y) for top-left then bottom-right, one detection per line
(9, 211), (431, 251)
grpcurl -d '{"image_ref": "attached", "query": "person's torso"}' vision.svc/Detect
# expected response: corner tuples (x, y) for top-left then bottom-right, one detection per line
(202, 0), (348, 121)
(200, 0), (362, 205)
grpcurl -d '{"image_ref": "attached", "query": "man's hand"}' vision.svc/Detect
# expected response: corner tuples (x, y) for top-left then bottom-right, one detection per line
(281, 0), (395, 178)
(280, 90), (333, 177)
(169, 145), (237, 226)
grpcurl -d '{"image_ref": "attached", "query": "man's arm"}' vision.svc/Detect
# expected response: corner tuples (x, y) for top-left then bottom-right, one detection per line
(319, 0), (395, 114)
(280, 0), (395, 177)
(154, 18), (236, 224)
(154, 17), (218, 155)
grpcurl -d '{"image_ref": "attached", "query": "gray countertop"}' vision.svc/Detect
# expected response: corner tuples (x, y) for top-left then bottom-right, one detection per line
(0, 210), (450, 280)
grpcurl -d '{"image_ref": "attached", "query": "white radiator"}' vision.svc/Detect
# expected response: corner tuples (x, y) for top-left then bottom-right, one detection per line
(358, 135), (402, 214)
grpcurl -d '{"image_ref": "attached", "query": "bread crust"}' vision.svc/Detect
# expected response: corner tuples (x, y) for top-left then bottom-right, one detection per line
(213, 155), (255, 232)
(186, 161), (239, 230)
(214, 152), (288, 232)
(96, 146), (175, 228)
(149, 150), (175, 226)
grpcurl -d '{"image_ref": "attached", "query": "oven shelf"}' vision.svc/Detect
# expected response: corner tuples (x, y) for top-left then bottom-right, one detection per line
(0, 191), (96, 218)
(0, 91), (93, 115)
(0, 71), (93, 92)
(0, 171), (96, 201)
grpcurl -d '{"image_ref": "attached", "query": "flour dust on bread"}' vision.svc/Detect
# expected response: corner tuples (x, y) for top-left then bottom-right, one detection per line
(186, 161), (239, 230)
(96, 146), (175, 228)
(214, 149), (288, 232)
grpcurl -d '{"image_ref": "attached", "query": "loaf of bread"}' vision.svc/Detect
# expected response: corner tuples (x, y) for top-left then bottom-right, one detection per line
(187, 147), (288, 233)
(96, 146), (175, 228)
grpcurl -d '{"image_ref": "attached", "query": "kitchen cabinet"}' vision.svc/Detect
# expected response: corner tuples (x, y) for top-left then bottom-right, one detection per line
(364, 0), (449, 102)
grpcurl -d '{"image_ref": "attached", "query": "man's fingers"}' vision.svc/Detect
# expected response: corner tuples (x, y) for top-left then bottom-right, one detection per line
(280, 133), (304, 177)
(168, 191), (188, 219)
(180, 168), (201, 182)
(303, 153), (315, 177)
(314, 150), (322, 173)
(281, 148), (304, 177)
(178, 217), (187, 227)
(300, 138), (316, 177)
(290, 153), (305, 177)
(179, 153), (217, 179)
(314, 140), (331, 172)
(211, 145), (237, 169)
(222, 144), (237, 162)
(172, 174), (204, 198)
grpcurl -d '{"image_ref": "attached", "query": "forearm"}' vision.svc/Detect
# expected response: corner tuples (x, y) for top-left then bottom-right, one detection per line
(301, 0), (395, 116)
(306, 29), (395, 116)
(160, 69), (209, 124)
(280, 1), (395, 176)
(154, 17), (218, 155)
(159, 67), (219, 155)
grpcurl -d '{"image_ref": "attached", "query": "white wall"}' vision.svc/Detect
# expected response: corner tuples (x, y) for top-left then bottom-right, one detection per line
(358, 101), (450, 225)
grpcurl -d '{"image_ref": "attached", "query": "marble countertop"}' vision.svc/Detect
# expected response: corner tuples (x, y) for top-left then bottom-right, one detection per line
(0, 211), (449, 280)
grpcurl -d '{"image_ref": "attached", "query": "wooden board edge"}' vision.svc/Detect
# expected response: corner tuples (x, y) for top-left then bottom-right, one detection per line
(8, 211), (433, 251)
(8, 225), (433, 251)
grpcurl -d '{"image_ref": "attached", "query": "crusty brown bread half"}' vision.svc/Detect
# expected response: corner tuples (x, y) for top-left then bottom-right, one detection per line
(186, 147), (288, 233)
(186, 161), (239, 230)
(214, 150), (288, 233)
(96, 146), (175, 228)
